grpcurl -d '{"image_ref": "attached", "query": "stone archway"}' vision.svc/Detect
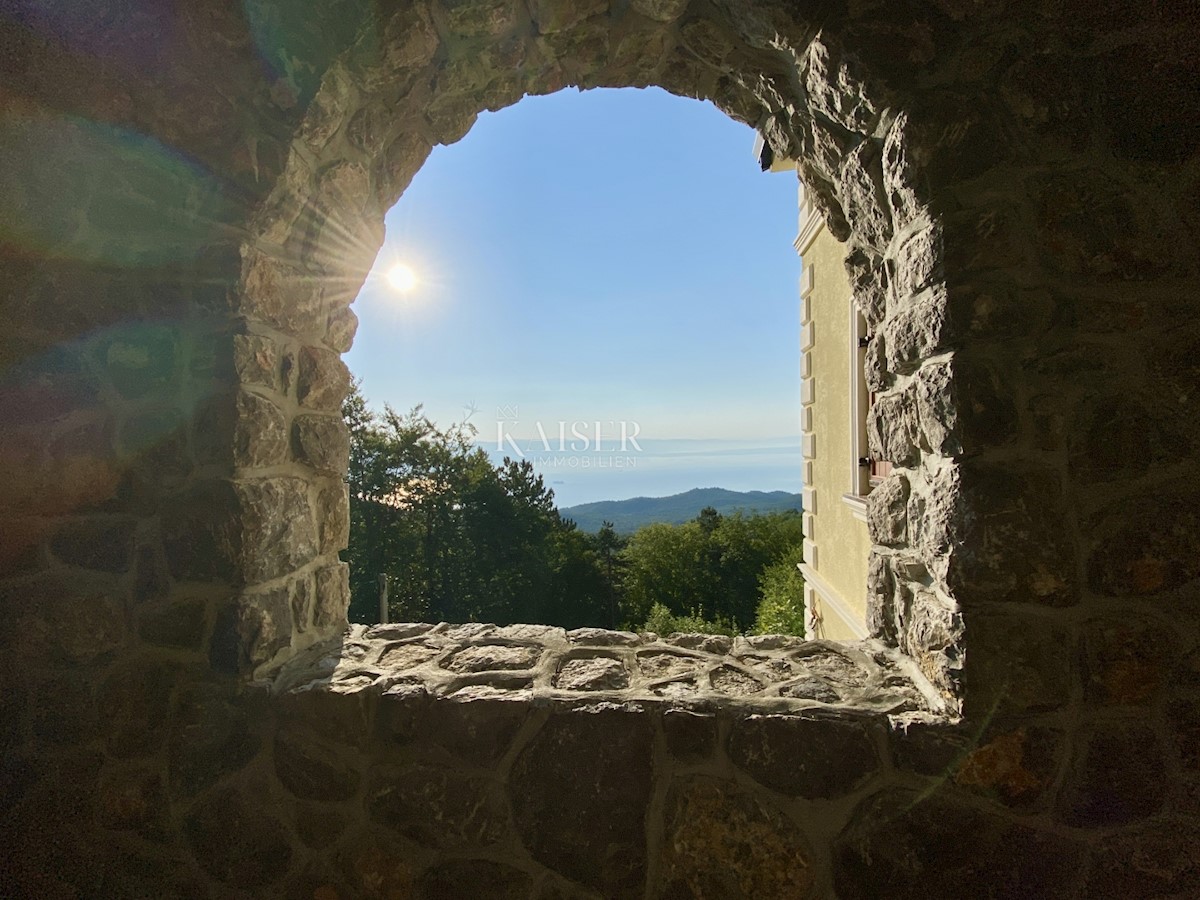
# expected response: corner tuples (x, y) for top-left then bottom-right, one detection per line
(229, 0), (980, 711)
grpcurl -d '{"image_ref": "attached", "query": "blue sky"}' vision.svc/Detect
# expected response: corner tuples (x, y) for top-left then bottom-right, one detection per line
(349, 87), (802, 505)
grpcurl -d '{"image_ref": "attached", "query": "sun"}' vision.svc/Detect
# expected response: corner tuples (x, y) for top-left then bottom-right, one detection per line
(386, 263), (417, 293)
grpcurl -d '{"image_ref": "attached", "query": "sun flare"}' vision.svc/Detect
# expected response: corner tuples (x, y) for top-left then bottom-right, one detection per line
(386, 263), (418, 293)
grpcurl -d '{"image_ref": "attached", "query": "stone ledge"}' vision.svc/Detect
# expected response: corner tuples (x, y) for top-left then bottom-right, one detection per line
(267, 622), (944, 718)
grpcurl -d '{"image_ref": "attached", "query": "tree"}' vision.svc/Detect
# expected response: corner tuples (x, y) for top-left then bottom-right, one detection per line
(592, 520), (626, 629)
(618, 509), (805, 634)
(341, 382), (611, 628)
(752, 546), (806, 636)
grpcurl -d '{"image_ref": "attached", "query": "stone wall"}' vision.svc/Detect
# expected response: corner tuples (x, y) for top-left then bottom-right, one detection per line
(2, 0), (1198, 896)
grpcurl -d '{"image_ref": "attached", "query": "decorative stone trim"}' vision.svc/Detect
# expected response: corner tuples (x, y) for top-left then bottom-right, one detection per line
(799, 564), (869, 640)
(795, 181), (825, 256)
(841, 292), (871, 525)
(841, 492), (869, 523)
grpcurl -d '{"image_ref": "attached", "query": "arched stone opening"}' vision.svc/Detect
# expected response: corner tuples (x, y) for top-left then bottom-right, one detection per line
(2, 1), (1198, 895)
(230, 0), (975, 712)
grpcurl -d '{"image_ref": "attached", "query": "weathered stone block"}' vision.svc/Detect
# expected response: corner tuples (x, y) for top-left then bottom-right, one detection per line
(99, 659), (175, 758)
(951, 725), (1063, 810)
(324, 306), (358, 353)
(316, 481), (350, 554)
(314, 562), (350, 630)
(912, 359), (959, 457)
(369, 762), (508, 849)
(803, 35), (878, 134)
(232, 333), (280, 391)
(711, 664), (764, 695)
(296, 346), (351, 412)
(1087, 485), (1200, 597)
(901, 587), (962, 696)
(416, 860), (534, 900)
(225, 577), (308, 670)
(947, 462), (1079, 607)
(681, 19), (738, 67)
(961, 612), (1074, 719)
(667, 633), (733, 655)
(98, 325), (179, 400)
(866, 471), (908, 546)
(136, 596), (209, 650)
(884, 289), (950, 374)
(239, 250), (327, 338)
(168, 685), (260, 798)
(1068, 390), (1189, 484)
(728, 713), (879, 798)
(554, 656), (629, 690)
(50, 516), (136, 573)
(97, 766), (168, 840)
(445, 643), (540, 673)
(529, 0), (609, 35)
(661, 777), (814, 898)
(1081, 618), (1169, 706)
(273, 723), (361, 802)
(423, 692), (529, 766)
(866, 387), (919, 467)
(866, 549), (900, 643)
(440, 0), (521, 37)
(233, 390), (288, 468)
(184, 787), (292, 887)
(292, 414), (350, 474)
(163, 480), (240, 585)
(510, 704), (653, 897)
(235, 477), (319, 585)
(940, 355), (1019, 454)
(1057, 721), (1168, 827)
(839, 141), (893, 252)
(834, 788), (1088, 898)
(863, 330), (887, 393)
(8, 574), (127, 666)
(780, 676), (841, 703)
(881, 112), (928, 230)
(663, 709), (718, 760)
(1085, 819), (1200, 898)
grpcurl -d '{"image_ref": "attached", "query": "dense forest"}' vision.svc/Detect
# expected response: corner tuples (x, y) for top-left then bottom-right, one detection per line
(342, 384), (806, 636)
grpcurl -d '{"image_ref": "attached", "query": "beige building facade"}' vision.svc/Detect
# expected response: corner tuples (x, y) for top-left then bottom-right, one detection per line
(792, 176), (872, 640)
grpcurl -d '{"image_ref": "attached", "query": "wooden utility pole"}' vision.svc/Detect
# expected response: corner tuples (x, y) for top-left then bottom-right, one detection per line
(378, 573), (389, 624)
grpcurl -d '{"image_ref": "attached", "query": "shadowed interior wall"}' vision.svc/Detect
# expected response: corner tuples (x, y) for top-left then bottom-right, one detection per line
(1, 0), (1198, 896)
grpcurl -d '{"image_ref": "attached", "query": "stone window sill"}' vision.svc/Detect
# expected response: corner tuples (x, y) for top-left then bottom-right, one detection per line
(267, 622), (944, 719)
(841, 492), (869, 522)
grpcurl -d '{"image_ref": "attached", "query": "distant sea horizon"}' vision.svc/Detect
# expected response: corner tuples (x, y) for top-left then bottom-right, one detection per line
(480, 436), (803, 508)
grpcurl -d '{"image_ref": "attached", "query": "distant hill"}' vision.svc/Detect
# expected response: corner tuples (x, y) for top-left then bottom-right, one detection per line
(560, 488), (801, 533)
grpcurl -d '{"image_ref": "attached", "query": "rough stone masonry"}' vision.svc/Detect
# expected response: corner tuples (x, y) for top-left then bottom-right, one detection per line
(0, 0), (1198, 896)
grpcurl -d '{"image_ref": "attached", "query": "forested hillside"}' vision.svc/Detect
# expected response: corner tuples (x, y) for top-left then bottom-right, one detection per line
(342, 384), (805, 636)
(560, 487), (801, 533)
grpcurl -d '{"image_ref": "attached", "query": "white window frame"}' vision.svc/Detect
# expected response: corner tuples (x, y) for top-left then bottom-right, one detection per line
(841, 298), (870, 523)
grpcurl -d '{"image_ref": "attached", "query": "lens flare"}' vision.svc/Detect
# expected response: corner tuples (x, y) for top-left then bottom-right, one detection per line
(387, 263), (417, 292)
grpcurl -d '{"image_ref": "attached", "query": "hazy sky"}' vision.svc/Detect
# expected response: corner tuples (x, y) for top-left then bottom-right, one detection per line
(347, 86), (803, 504)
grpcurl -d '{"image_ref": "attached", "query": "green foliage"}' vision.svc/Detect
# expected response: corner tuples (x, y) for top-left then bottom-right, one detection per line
(751, 547), (806, 637)
(342, 381), (610, 628)
(640, 602), (737, 637)
(619, 507), (804, 633)
(343, 382), (805, 635)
